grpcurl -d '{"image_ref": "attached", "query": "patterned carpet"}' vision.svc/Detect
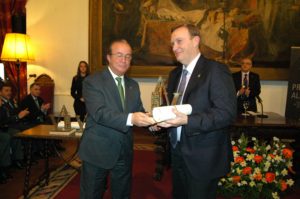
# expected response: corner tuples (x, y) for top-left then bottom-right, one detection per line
(18, 164), (78, 199)
(20, 144), (156, 199)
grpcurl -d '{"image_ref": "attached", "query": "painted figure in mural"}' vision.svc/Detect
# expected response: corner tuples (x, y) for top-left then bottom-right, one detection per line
(104, 0), (300, 66)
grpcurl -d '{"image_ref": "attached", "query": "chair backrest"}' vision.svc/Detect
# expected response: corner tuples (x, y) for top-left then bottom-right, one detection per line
(34, 74), (55, 113)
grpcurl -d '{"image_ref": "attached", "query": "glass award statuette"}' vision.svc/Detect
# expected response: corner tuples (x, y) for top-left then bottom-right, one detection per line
(49, 105), (75, 136)
(151, 76), (170, 110)
(150, 77), (192, 123)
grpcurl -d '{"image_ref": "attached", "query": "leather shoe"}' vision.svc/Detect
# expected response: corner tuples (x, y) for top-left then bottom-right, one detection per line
(13, 160), (25, 170)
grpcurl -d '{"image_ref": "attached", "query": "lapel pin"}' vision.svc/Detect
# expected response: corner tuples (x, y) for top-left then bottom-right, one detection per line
(197, 74), (201, 78)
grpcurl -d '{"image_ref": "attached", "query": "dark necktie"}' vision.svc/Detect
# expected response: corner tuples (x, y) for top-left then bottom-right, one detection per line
(170, 69), (188, 148)
(34, 98), (40, 109)
(34, 98), (44, 122)
(243, 74), (248, 88)
(176, 69), (188, 104)
(8, 101), (14, 109)
(116, 77), (125, 109)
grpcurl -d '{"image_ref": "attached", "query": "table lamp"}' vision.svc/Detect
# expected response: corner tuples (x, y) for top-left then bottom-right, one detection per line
(1, 33), (35, 102)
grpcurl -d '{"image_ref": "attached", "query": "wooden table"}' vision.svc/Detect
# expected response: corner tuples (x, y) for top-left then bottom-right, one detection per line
(16, 125), (81, 199)
(230, 112), (300, 138)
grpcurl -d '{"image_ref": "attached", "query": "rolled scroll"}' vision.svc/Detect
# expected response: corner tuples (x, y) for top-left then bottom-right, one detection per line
(152, 104), (192, 123)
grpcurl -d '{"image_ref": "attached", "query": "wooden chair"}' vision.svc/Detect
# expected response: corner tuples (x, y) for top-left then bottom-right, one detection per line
(34, 74), (55, 114)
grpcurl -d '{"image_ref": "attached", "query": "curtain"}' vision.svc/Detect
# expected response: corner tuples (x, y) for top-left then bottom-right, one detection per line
(0, 0), (28, 102)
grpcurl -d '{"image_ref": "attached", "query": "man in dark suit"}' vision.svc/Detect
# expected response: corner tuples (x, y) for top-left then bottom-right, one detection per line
(151, 24), (236, 199)
(232, 58), (261, 114)
(20, 83), (52, 158)
(0, 82), (29, 170)
(0, 97), (11, 184)
(20, 83), (51, 125)
(78, 39), (154, 199)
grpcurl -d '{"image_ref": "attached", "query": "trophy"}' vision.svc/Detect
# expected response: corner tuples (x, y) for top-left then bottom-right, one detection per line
(48, 105), (76, 135)
(151, 77), (192, 123)
(60, 105), (71, 130)
(151, 76), (169, 110)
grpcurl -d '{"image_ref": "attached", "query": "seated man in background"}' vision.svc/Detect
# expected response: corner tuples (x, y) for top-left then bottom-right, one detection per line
(20, 83), (52, 158)
(20, 83), (51, 126)
(0, 97), (12, 184)
(232, 58), (261, 114)
(0, 82), (29, 171)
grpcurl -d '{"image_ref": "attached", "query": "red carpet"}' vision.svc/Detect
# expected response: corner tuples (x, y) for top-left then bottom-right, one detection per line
(55, 150), (172, 199)
(55, 150), (300, 199)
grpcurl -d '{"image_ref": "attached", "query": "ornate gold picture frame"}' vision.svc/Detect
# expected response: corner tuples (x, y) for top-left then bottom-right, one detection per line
(89, 0), (296, 80)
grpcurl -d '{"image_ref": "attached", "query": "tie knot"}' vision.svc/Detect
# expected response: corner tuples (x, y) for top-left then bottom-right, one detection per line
(182, 69), (188, 76)
(244, 74), (247, 78)
(116, 77), (122, 83)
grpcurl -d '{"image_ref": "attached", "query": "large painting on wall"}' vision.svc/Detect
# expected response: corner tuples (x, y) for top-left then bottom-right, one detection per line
(90, 0), (300, 79)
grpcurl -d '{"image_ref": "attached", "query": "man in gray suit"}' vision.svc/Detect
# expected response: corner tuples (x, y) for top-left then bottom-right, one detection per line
(79, 39), (154, 199)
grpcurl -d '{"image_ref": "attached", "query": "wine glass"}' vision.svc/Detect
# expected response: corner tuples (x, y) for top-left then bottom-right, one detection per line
(242, 101), (249, 117)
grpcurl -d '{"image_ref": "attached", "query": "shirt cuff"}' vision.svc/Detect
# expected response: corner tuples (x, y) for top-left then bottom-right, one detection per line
(126, 113), (133, 126)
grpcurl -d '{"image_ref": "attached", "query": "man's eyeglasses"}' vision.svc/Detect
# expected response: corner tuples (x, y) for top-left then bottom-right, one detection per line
(110, 53), (132, 60)
(241, 62), (252, 65)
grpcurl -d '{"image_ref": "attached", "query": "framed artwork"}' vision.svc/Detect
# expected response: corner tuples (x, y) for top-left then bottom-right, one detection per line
(89, 0), (300, 80)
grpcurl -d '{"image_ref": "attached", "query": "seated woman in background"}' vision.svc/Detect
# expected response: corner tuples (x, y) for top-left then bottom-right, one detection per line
(71, 61), (90, 121)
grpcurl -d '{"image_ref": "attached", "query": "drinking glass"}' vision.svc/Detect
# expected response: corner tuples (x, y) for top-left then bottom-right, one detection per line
(242, 101), (249, 117)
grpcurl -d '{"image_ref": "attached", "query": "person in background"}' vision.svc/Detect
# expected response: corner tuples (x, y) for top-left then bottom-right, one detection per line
(0, 81), (29, 171)
(79, 39), (155, 199)
(71, 61), (90, 121)
(20, 83), (51, 125)
(20, 83), (52, 158)
(232, 57), (261, 114)
(150, 24), (236, 199)
(0, 97), (12, 184)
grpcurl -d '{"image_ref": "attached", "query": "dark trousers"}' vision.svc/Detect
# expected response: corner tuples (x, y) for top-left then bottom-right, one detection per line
(0, 133), (10, 167)
(171, 143), (219, 199)
(80, 150), (132, 199)
(0, 128), (23, 167)
(74, 100), (86, 122)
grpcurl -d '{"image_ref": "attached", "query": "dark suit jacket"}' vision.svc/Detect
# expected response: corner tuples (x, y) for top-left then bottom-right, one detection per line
(167, 56), (236, 180)
(0, 97), (28, 131)
(20, 94), (47, 124)
(232, 71), (261, 113)
(78, 68), (144, 169)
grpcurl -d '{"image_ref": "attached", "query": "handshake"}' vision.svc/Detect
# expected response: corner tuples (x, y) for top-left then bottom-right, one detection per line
(132, 105), (192, 129)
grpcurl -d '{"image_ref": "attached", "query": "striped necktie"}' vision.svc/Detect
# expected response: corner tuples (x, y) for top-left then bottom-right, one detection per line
(116, 77), (125, 109)
(170, 69), (188, 148)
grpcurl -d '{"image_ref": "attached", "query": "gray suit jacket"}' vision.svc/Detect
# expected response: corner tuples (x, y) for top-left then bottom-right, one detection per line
(78, 67), (144, 169)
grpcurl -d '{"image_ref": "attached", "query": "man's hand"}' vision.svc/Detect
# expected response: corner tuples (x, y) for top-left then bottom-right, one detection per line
(18, 108), (30, 119)
(157, 108), (188, 128)
(239, 87), (245, 95)
(148, 124), (161, 132)
(245, 88), (251, 97)
(41, 103), (51, 111)
(132, 112), (155, 127)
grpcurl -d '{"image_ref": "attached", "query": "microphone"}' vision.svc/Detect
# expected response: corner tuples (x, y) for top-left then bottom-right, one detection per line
(256, 96), (268, 118)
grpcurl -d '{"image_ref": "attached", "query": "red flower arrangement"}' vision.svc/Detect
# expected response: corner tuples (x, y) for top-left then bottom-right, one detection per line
(218, 135), (294, 199)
